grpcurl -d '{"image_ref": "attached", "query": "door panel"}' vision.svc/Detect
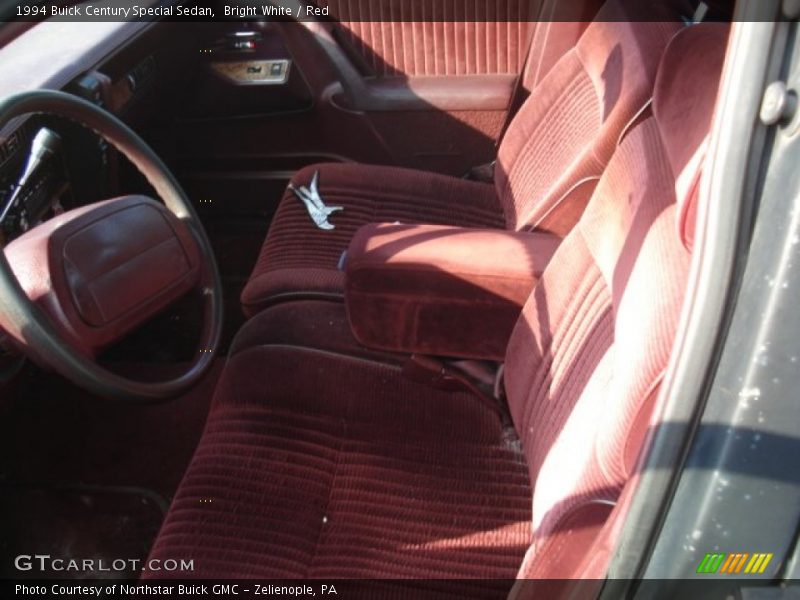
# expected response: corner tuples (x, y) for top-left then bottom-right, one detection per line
(175, 18), (520, 178)
(320, 0), (535, 77)
(277, 19), (519, 173)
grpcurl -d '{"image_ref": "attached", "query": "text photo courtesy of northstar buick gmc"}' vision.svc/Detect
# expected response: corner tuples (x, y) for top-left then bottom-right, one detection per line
(0, 0), (799, 599)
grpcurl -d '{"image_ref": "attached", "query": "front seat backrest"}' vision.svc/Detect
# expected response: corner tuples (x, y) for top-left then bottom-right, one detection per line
(496, 0), (683, 234)
(502, 22), (729, 579)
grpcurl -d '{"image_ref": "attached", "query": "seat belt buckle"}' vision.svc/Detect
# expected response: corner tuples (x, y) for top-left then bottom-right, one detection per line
(337, 250), (348, 272)
(401, 354), (463, 391)
(464, 161), (496, 183)
(402, 355), (509, 419)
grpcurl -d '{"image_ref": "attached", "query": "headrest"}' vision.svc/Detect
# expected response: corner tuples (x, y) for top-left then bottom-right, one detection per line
(653, 22), (729, 249)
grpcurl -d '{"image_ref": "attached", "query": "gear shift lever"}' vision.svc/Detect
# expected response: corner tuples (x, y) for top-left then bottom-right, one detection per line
(17, 127), (61, 189)
(0, 127), (62, 226)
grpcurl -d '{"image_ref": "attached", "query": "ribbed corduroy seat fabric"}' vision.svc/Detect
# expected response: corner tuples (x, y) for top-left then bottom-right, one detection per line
(145, 302), (533, 584)
(147, 23), (728, 587)
(240, 0), (682, 316)
(319, 0), (536, 77)
(241, 165), (504, 313)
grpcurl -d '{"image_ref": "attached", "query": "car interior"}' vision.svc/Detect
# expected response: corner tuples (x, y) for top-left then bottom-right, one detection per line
(0, 0), (740, 593)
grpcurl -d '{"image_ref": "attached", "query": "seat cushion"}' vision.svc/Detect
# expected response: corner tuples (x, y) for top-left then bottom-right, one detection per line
(240, 163), (503, 316)
(146, 302), (532, 584)
(229, 299), (405, 366)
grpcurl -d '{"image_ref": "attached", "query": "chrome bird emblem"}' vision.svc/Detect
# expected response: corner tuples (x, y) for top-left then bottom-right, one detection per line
(288, 171), (343, 230)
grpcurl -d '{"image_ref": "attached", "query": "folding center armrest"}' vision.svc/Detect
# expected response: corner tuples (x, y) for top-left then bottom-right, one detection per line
(344, 223), (562, 361)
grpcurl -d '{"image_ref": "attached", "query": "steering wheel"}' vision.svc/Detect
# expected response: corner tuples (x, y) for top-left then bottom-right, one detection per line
(0, 90), (223, 401)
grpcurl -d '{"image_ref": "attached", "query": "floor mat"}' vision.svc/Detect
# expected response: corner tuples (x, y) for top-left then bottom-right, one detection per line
(0, 359), (222, 575)
(0, 360), (221, 500)
(0, 483), (166, 579)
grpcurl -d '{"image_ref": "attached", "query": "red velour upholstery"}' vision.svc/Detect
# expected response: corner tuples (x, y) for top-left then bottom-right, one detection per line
(506, 23), (728, 578)
(653, 23), (730, 250)
(345, 223), (560, 360)
(240, 164), (504, 316)
(319, 0), (535, 77)
(148, 22), (728, 585)
(495, 1), (680, 230)
(146, 300), (532, 583)
(241, 0), (681, 314)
